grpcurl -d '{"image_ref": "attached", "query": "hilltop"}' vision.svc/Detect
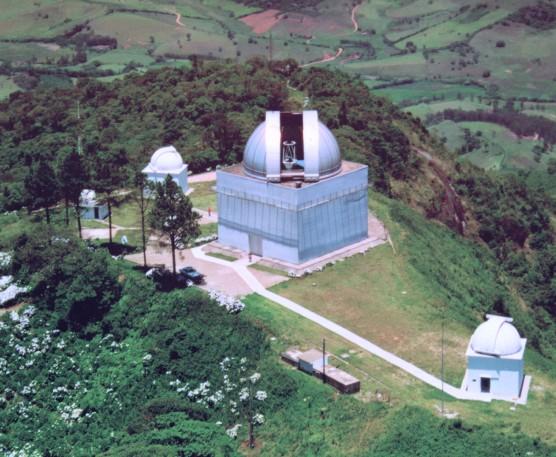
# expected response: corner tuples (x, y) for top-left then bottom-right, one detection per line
(0, 35), (554, 457)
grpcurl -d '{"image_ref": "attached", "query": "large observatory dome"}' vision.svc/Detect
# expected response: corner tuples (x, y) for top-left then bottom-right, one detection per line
(146, 146), (186, 173)
(470, 315), (523, 356)
(243, 111), (341, 182)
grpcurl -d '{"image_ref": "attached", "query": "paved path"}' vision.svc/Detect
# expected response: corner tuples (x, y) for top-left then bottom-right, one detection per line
(191, 246), (502, 403)
(301, 48), (344, 67)
(189, 171), (216, 183)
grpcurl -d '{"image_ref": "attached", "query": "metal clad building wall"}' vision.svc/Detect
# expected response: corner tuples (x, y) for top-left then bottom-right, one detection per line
(216, 165), (368, 264)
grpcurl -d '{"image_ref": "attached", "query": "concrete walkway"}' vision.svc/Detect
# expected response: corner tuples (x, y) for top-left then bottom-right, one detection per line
(189, 171), (216, 183)
(191, 246), (521, 403)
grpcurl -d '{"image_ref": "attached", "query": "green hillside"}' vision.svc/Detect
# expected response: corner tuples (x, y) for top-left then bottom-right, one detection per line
(2, 194), (556, 455)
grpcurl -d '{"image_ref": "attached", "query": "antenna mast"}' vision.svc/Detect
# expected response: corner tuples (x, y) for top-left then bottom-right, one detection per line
(77, 101), (82, 155)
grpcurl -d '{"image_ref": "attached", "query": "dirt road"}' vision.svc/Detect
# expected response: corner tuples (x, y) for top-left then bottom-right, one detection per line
(351, 3), (360, 32)
(301, 48), (344, 67)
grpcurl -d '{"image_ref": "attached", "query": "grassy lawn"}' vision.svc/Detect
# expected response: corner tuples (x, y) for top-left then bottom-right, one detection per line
(243, 193), (556, 444)
(206, 252), (238, 262)
(111, 198), (141, 228)
(249, 263), (289, 277)
(200, 222), (217, 237)
(244, 292), (556, 445)
(189, 181), (217, 211)
(81, 219), (109, 229)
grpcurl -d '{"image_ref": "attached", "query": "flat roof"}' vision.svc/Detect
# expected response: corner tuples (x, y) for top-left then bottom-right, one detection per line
(298, 349), (330, 364)
(219, 160), (366, 188)
(317, 365), (359, 386)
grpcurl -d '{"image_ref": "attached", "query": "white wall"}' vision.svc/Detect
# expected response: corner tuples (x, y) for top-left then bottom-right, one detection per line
(216, 164), (368, 264)
(81, 205), (108, 220)
(146, 170), (188, 194)
(466, 355), (524, 398)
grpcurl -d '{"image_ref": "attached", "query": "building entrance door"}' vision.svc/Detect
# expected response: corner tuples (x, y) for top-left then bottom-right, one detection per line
(94, 207), (99, 219)
(248, 234), (263, 257)
(480, 377), (491, 393)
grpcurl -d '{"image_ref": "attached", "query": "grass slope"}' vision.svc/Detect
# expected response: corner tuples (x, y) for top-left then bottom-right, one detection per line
(245, 192), (556, 444)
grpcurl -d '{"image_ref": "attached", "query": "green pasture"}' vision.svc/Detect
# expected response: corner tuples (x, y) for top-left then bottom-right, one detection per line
(386, 10), (451, 43)
(88, 48), (155, 66)
(200, 0), (259, 17)
(396, 7), (510, 50)
(384, 0), (458, 19)
(370, 80), (485, 104)
(0, 76), (20, 100)
(345, 53), (427, 77)
(0, 0), (105, 39)
(0, 42), (71, 63)
(430, 120), (554, 173)
(353, 0), (396, 36)
(405, 99), (490, 118)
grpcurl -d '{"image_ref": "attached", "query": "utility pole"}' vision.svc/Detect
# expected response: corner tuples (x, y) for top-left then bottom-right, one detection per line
(322, 338), (326, 384)
(441, 307), (445, 417)
(77, 101), (82, 155)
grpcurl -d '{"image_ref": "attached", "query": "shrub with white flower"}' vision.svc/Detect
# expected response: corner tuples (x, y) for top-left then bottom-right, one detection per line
(0, 252), (11, 272)
(255, 390), (267, 401)
(208, 289), (245, 314)
(226, 423), (241, 438)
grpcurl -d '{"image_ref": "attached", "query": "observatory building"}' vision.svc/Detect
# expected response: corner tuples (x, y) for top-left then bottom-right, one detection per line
(142, 145), (188, 193)
(216, 111), (368, 264)
(463, 314), (527, 400)
(80, 189), (108, 220)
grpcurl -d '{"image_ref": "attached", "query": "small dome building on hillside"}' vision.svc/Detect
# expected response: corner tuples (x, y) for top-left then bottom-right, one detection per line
(462, 314), (528, 400)
(216, 111), (369, 264)
(142, 145), (188, 193)
(80, 189), (108, 220)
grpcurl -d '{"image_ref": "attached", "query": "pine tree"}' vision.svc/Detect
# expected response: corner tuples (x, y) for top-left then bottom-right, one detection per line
(58, 151), (88, 238)
(132, 170), (152, 268)
(24, 159), (59, 224)
(149, 175), (201, 274)
(93, 149), (129, 245)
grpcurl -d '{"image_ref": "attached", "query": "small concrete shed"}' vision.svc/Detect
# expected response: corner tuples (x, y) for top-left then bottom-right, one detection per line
(80, 190), (108, 220)
(298, 349), (330, 374)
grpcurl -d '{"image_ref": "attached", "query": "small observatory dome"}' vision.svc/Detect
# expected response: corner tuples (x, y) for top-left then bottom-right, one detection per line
(147, 146), (185, 173)
(243, 111), (341, 182)
(470, 315), (523, 356)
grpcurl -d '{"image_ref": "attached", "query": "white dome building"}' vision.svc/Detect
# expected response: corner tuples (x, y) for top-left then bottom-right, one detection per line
(216, 111), (369, 264)
(462, 314), (528, 401)
(142, 146), (188, 193)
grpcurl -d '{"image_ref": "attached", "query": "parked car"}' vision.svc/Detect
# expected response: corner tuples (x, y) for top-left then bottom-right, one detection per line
(146, 266), (189, 291)
(179, 266), (205, 284)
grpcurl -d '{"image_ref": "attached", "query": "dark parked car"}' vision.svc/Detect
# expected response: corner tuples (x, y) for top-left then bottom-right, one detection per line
(179, 266), (205, 284)
(146, 267), (189, 292)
